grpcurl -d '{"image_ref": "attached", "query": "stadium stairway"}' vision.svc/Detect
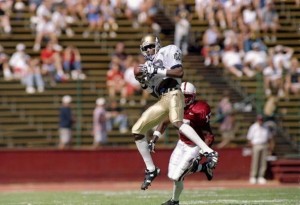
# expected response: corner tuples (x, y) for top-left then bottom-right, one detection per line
(0, 2), (298, 160)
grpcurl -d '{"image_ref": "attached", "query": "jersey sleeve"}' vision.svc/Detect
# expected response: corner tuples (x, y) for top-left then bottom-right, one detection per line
(165, 45), (182, 69)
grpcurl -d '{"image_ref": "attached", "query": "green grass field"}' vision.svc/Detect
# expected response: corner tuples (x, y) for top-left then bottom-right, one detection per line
(0, 187), (299, 205)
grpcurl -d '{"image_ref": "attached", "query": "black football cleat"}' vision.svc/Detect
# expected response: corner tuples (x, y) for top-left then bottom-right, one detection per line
(141, 167), (160, 190)
(202, 162), (213, 181)
(161, 199), (179, 205)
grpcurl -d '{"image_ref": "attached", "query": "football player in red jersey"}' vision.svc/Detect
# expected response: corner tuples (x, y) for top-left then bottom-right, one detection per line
(149, 82), (216, 205)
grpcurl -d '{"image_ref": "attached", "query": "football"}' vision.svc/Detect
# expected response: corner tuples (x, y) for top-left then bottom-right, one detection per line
(134, 65), (144, 78)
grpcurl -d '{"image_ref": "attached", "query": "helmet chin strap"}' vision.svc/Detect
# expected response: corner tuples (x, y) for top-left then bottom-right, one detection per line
(147, 54), (156, 61)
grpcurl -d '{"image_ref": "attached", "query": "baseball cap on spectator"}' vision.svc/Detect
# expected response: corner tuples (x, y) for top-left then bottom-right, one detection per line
(275, 45), (283, 53)
(96, 98), (106, 106)
(252, 42), (260, 49)
(62, 95), (72, 104)
(16, 43), (25, 51)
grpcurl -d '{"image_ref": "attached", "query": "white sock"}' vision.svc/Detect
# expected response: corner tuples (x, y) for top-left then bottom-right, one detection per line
(179, 124), (213, 153)
(135, 137), (155, 171)
(172, 181), (183, 201)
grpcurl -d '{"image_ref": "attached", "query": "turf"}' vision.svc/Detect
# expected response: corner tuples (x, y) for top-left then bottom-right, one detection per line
(0, 187), (299, 205)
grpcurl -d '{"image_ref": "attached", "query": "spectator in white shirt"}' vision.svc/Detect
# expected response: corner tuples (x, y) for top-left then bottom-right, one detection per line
(93, 97), (108, 148)
(202, 24), (222, 66)
(124, 0), (144, 28)
(52, 5), (74, 37)
(9, 43), (30, 80)
(9, 44), (43, 94)
(241, 3), (260, 33)
(270, 45), (294, 71)
(263, 58), (284, 97)
(244, 42), (268, 72)
(247, 115), (273, 185)
(195, 0), (210, 20)
(222, 40), (255, 78)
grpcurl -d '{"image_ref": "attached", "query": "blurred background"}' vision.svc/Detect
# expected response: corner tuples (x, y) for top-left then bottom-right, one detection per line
(0, 0), (299, 185)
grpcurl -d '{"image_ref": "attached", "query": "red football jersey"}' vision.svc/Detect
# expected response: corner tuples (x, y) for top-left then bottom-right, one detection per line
(179, 100), (213, 146)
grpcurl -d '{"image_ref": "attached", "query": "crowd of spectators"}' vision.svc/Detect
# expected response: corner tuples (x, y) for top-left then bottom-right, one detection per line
(1, 40), (85, 93)
(106, 42), (149, 106)
(1, 1), (299, 97)
(0, 0), (299, 151)
(196, 0), (300, 99)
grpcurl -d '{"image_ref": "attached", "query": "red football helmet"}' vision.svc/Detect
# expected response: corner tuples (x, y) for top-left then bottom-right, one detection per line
(181, 82), (196, 106)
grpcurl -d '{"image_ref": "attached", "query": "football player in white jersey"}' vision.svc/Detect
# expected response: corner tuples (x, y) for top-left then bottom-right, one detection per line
(132, 34), (218, 190)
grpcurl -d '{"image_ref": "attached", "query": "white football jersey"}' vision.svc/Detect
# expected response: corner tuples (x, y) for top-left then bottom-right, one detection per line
(143, 45), (182, 96)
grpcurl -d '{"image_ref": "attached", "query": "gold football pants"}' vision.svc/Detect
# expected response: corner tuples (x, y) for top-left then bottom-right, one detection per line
(132, 89), (184, 135)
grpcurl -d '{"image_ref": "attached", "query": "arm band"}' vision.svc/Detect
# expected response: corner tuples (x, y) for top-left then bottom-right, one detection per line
(157, 69), (167, 76)
(153, 131), (162, 138)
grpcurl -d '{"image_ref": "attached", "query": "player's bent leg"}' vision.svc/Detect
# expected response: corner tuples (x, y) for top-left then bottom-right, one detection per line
(177, 155), (214, 181)
(177, 156), (200, 181)
(168, 142), (199, 181)
(178, 123), (214, 153)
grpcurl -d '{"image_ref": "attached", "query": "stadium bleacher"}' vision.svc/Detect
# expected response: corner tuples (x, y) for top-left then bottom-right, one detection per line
(0, 0), (299, 164)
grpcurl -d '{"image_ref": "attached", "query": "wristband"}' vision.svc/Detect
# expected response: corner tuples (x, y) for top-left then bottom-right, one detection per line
(153, 131), (162, 138)
(157, 69), (167, 76)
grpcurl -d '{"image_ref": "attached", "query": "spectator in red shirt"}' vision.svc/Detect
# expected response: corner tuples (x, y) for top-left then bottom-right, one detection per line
(40, 41), (64, 86)
(63, 45), (86, 80)
(106, 62), (127, 104)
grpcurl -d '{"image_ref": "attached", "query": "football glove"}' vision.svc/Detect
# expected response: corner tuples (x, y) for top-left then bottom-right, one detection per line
(148, 135), (160, 153)
(138, 64), (149, 76)
(203, 151), (219, 169)
(148, 140), (156, 153)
